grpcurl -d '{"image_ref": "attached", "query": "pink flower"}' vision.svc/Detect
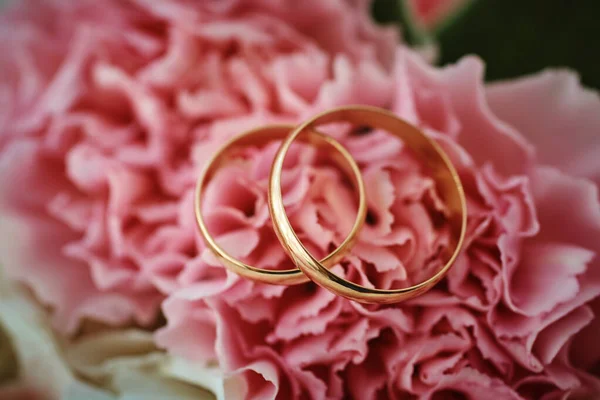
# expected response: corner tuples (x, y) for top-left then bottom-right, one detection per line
(0, 0), (395, 333)
(1, 1), (599, 400)
(408, 0), (472, 30)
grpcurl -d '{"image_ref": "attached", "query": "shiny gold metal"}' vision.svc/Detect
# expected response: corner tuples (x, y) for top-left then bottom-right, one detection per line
(195, 125), (367, 285)
(268, 106), (467, 303)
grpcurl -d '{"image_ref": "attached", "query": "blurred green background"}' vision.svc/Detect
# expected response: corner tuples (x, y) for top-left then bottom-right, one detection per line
(373, 0), (600, 90)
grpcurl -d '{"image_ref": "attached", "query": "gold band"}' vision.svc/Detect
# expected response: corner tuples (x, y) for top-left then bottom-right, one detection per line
(195, 124), (367, 285)
(268, 106), (467, 303)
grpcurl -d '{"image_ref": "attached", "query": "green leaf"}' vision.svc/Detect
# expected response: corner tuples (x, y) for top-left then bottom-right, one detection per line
(436, 0), (600, 89)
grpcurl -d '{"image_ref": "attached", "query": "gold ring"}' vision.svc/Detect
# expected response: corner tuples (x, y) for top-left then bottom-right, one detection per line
(268, 106), (467, 303)
(195, 124), (367, 285)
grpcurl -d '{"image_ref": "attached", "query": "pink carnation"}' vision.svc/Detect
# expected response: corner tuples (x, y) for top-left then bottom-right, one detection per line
(1, 1), (600, 399)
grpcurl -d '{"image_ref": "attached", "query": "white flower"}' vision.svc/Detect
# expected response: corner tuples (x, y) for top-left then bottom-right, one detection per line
(0, 261), (234, 399)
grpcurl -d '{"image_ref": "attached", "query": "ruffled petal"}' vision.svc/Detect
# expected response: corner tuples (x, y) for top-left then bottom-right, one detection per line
(487, 70), (600, 186)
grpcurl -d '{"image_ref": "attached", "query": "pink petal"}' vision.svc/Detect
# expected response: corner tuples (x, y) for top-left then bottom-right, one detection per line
(487, 70), (600, 186)
(423, 367), (521, 400)
(155, 297), (217, 362)
(354, 243), (406, 276)
(200, 228), (260, 267)
(362, 166), (395, 237)
(569, 298), (600, 371)
(478, 164), (540, 237)
(65, 143), (109, 194)
(269, 285), (339, 341)
(409, 52), (535, 175)
(202, 165), (265, 226)
(530, 167), (600, 254)
(137, 28), (199, 88)
(290, 201), (334, 250)
(345, 130), (403, 163)
(508, 243), (591, 316)
(533, 305), (594, 365)
(178, 89), (247, 119)
(270, 51), (328, 114)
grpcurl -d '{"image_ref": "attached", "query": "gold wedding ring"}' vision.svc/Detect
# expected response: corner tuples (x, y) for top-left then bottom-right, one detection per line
(194, 124), (367, 285)
(268, 106), (467, 303)
(195, 106), (467, 303)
